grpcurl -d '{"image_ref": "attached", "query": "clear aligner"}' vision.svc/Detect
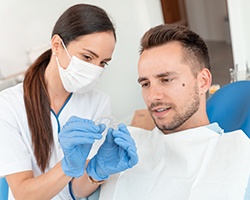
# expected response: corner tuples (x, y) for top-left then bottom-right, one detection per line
(95, 114), (118, 129)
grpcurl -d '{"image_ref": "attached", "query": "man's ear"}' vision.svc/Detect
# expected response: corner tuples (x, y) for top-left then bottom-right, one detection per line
(198, 68), (212, 95)
(51, 34), (62, 56)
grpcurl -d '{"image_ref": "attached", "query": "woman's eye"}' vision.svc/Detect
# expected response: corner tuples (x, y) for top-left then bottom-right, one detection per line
(101, 61), (108, 67)
(83, 55), (92, 61)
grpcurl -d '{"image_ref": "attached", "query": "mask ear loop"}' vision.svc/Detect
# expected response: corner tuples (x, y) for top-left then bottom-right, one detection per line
(60, 39), (72, 60)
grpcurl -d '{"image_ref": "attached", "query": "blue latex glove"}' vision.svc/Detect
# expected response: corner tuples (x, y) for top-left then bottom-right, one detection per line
(59, 116), (105, 178)
(86, 123), (138, 181)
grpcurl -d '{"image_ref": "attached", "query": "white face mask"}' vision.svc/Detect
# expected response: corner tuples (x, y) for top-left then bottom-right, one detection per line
(55, 40), (105, 93)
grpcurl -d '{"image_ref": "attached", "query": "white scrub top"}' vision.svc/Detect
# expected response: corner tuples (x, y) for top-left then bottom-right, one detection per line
(0, 83), (111, 199)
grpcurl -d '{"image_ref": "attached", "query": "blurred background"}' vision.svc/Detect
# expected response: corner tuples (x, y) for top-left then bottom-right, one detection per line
(0, 0), (249, 124)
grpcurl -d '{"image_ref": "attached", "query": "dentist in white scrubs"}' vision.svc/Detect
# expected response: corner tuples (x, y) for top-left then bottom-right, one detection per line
(0, 4), (138, 200)
(98, 24), (250, 200)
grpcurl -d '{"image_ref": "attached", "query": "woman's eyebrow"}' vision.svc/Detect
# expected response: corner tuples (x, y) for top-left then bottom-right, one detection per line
(82, 48), (112, 61)
(82, 48), (99, 58)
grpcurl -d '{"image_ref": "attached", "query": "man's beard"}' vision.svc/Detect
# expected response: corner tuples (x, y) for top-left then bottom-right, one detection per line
(152, 84), (200, 133)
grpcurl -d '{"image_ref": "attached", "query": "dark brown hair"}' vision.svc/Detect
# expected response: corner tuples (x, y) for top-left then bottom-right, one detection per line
(23, 4), (116, 172)
(139, 24), (210, 76)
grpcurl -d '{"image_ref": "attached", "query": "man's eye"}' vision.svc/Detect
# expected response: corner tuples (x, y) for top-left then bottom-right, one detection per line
(140, 82), (149, 88)
(162, 78), (173, 83)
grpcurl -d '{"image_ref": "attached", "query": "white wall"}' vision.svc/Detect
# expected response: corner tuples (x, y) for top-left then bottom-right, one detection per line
(1, 0), (233, 123)
(185, 0), (228, 41)
(0, 0), (164, 123)
(227, 0), (250, 70)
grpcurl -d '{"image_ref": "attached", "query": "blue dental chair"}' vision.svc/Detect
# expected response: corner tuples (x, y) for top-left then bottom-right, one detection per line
(207, 80), (250, 138)
(0, 178), (8, 200)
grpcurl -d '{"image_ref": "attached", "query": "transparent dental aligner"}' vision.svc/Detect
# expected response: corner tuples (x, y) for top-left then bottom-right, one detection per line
(95, 114), (118, 130)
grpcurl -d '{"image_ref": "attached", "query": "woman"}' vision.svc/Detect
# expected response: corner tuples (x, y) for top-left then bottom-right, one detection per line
(0, 4), (138, 199)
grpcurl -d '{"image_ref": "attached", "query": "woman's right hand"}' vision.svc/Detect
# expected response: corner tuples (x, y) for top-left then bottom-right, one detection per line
(59, 116), (105, 178)
(86, 124), (138, 181)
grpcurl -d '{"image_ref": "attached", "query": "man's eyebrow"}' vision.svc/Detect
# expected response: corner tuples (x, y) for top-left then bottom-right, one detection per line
(156, 71), (177, 78)
(137, 77), (147, 83)
(137, 72), (177, 83)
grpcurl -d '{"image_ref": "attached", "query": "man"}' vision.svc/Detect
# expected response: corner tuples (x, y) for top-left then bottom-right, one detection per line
(98, 24), (250, 200)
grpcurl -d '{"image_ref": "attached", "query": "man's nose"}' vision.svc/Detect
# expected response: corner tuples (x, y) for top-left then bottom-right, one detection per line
(146, 84), (164, 102)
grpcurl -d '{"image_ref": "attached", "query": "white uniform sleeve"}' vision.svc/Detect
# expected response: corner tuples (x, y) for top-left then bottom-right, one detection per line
(0, 91), (32, 177)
